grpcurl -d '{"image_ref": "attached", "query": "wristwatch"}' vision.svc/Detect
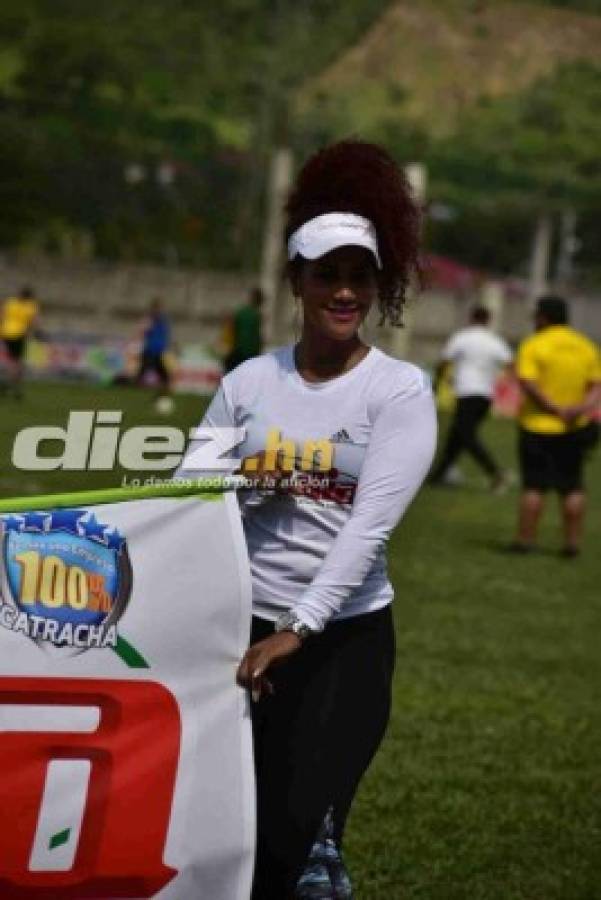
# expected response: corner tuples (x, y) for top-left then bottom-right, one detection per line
(274, 610), (314, 641)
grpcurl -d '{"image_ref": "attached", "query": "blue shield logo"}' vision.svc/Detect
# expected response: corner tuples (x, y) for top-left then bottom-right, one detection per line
(0, 509), (132, 654)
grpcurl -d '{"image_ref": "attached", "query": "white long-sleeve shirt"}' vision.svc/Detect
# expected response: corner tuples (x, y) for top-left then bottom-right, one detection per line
(179, 345), (437, 632)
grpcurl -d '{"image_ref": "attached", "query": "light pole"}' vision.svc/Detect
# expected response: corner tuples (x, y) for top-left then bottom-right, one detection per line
(385, 161), (427, 361)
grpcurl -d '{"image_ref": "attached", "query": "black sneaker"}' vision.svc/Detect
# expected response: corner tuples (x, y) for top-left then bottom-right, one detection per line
(504, 542), (535, 554)
(559, 546), (580, 559)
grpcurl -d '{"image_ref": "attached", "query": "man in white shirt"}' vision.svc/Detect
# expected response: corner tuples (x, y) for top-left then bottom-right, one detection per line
(430, 306), (512, 491)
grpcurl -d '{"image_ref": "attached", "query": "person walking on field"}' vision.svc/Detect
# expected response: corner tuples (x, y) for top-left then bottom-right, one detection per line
(511, 295), (601, 557)
(136, 298), (172, 406)
(0, 285), (39, 398)
(430, 305), (512, 491)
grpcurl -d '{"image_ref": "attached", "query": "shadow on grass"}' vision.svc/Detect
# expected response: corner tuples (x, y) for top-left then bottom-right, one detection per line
(466, 538), (567, 558)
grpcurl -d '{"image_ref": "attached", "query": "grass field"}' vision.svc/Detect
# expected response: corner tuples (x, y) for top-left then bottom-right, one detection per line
(1, 381), (600, 900)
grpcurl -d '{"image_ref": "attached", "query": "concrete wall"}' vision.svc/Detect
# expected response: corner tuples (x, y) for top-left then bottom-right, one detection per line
(405, 287), (601, 366)
(0, 254), (253, 350)
(1, 254), (599, 365)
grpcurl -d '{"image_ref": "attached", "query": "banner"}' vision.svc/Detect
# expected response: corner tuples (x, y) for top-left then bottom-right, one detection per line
(0, 488), (254, 899)
(0, 333), (223, 394)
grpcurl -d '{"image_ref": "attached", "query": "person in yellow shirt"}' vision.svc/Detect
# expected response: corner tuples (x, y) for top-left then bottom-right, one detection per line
(1, 285), (39, 397)
(511, 295), (601, 557)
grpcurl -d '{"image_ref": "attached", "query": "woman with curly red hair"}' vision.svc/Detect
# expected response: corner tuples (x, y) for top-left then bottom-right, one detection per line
(183, 140), (436, 898)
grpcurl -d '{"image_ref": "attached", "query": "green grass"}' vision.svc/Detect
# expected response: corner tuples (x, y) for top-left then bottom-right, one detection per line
(1, 382), (600, 899)
(0, 381), (206, 498)
(348, 415), (601, 899)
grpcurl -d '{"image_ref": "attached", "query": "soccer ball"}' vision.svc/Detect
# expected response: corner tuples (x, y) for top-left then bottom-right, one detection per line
(155, 396), (175, 415)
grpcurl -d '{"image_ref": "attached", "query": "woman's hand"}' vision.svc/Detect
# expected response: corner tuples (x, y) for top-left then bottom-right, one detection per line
(237, 631), (303, 702)
(557, 404), (584, 425)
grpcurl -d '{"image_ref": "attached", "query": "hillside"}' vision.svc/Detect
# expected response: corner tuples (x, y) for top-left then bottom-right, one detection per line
(1, 0), (600, 271)
(300, 0), (601, 136)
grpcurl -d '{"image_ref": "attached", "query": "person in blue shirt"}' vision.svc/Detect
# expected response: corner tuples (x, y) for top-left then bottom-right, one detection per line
(136, 298), (172, 397)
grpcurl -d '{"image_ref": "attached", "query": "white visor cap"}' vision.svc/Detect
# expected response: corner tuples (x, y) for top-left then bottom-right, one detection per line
(287, 212), (382, 269)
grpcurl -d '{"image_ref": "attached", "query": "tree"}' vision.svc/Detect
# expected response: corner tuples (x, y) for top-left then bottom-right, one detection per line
(0, 0), (394, 266)
(424, 61), (601, 278)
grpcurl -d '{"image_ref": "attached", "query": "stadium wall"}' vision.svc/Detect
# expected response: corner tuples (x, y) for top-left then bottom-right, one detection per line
(1, 255), (599, 365)
(0, 254), (251, 349)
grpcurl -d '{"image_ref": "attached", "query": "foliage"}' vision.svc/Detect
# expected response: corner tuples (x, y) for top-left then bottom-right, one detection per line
(0, 0), (392, 267)
(420, 61), (601, 272)
(1, 0), (601, 274)
(432, 61), (601, 207)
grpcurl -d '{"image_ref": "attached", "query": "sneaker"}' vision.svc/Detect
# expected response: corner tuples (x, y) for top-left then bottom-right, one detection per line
(296, 809), (354, 899)
(504, 541), (535, 554)
(559, 546), (580, 559)
(442, 465), (465, 486)
(490, 470), (515, 495)
(295, 862), (333, 899)
(429, 465), (464, 487)
(329, 853), (353, 899)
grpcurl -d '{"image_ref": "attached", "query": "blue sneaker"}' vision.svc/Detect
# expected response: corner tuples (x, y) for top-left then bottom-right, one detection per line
(296, 861), (333, 898)
(329, 853), (353, 900)
(295, 809), (354, 899)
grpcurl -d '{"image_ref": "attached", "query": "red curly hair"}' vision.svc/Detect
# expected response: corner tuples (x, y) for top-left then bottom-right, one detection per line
(285, 140), (421, 326)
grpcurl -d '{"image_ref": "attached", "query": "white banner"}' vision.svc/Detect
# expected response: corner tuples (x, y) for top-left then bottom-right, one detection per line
(0, 491), (254, 899)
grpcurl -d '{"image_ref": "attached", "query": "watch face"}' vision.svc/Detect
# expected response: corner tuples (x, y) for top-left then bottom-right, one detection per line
(291, 620), (311, 639)
(275, 611), (295, 632)
(275, 612), (311, 639)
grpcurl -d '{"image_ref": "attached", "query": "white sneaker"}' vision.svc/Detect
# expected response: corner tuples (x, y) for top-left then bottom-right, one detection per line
(491, 470), (515, 495)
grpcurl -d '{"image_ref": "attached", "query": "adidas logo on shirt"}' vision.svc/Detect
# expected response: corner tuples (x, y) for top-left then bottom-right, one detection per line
(330, 428), (351, 443)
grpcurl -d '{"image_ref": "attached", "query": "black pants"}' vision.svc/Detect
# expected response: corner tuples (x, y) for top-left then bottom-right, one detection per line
(250, 606), (395, 900)
(136, 350), (170, 387)
(4, 337), (26, 361)
(431, 395), (499, 480)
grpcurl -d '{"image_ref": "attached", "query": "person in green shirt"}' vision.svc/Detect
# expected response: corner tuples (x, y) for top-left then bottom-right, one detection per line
(224, 287), (264, 372)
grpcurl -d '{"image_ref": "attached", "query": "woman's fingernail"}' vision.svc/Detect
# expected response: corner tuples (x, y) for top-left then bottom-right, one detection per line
(251, 688), (260, 703)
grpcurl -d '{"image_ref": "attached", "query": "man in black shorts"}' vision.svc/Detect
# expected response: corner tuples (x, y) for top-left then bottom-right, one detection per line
(511, 296), (601, 557)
